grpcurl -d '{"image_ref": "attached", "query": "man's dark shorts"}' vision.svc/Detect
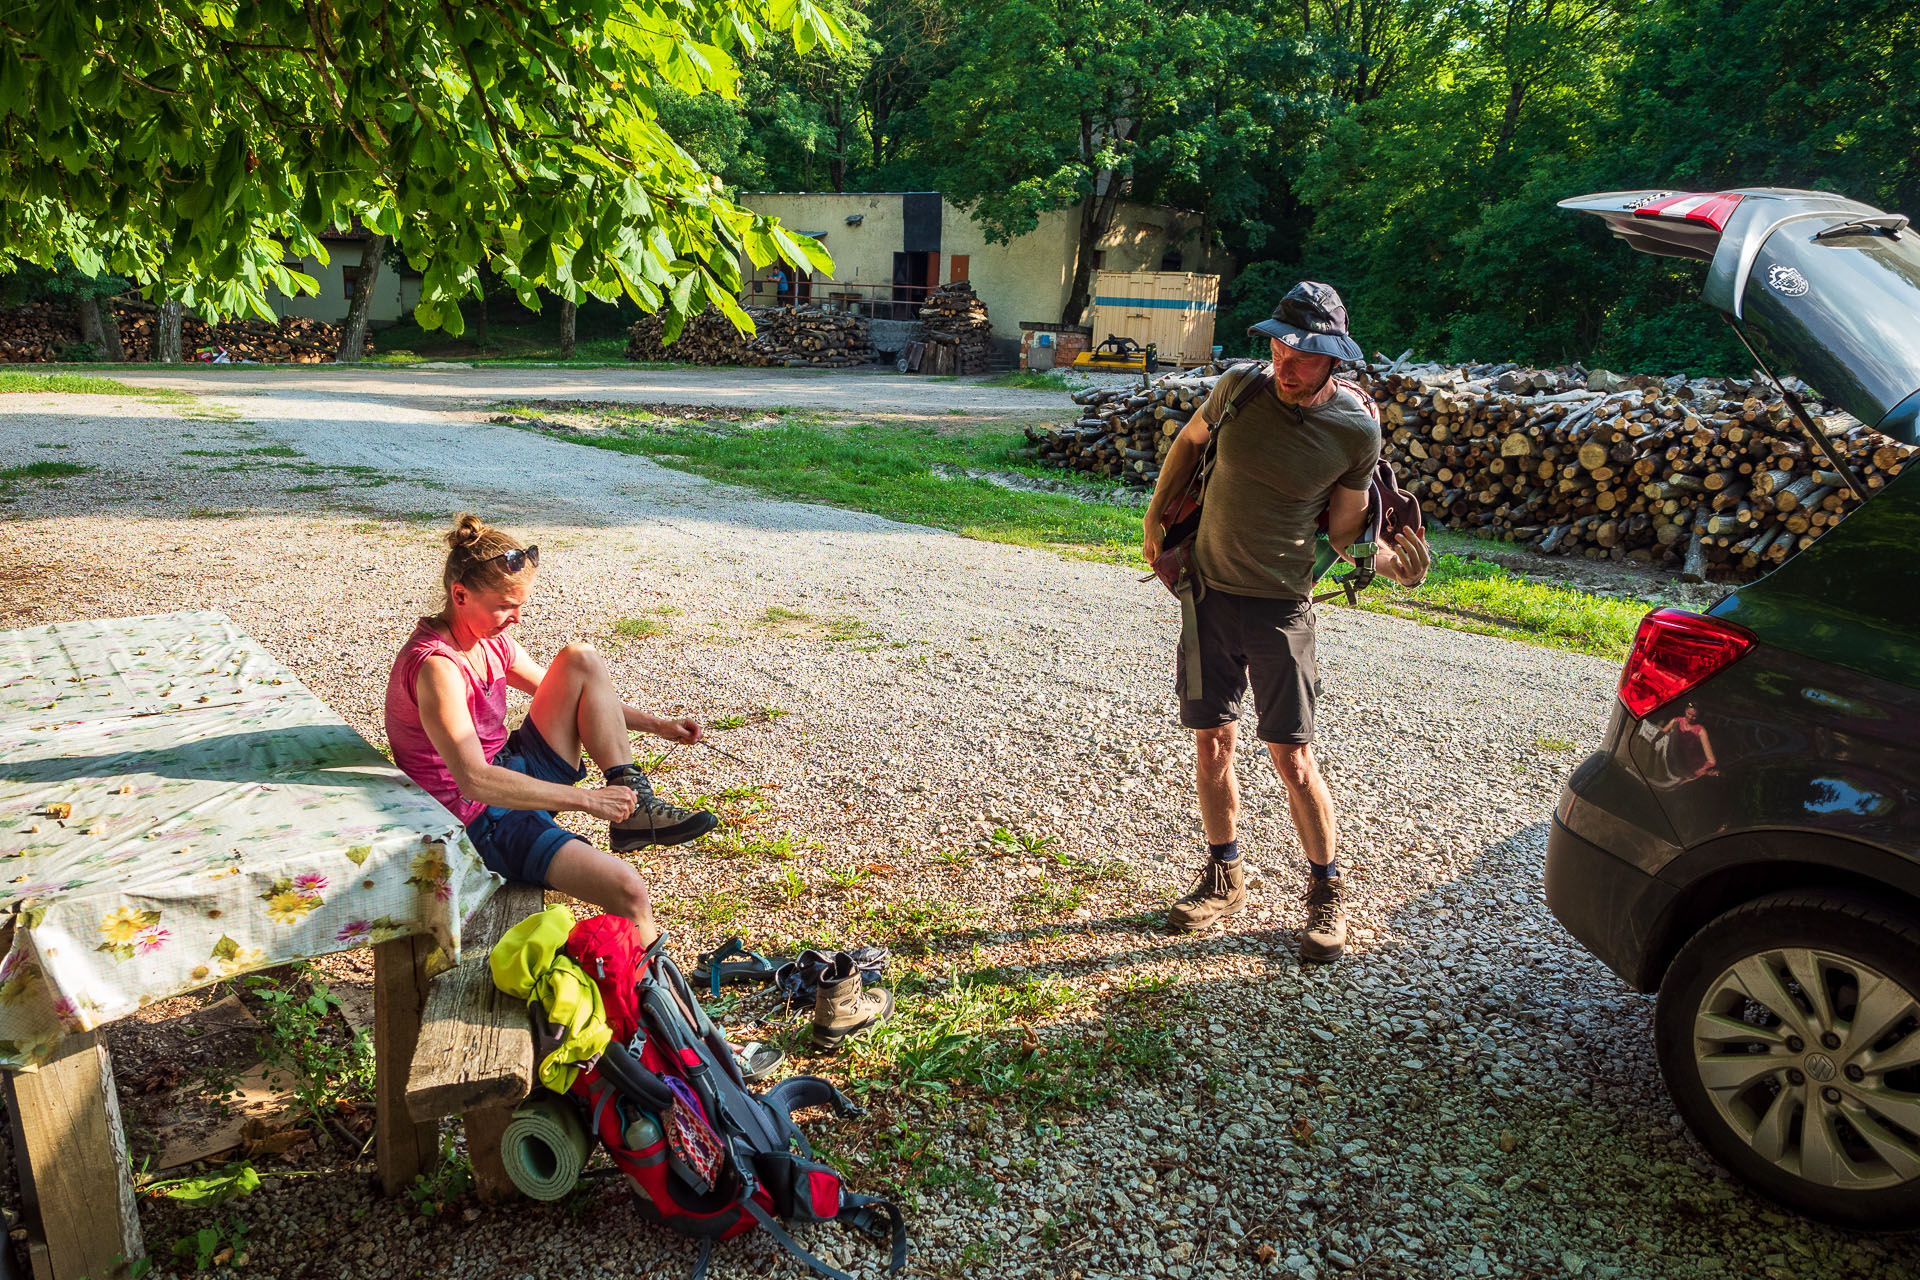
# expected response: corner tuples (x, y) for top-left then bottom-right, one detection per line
(1176, 589), (1318, 744)
(464, 721), (588, 886)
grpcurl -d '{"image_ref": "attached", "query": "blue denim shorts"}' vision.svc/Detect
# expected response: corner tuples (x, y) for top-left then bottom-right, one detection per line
(464, 721), (588, 886)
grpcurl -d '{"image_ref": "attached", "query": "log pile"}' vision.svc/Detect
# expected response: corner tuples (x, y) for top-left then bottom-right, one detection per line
(916, 281), (992, 375)
(1368, 362), (1913, 581)
(1023, 360), (1916, 581)
(1022, 365), (1228, 485)
(625, 305), (873, 368)
(0, 303), (356, 363)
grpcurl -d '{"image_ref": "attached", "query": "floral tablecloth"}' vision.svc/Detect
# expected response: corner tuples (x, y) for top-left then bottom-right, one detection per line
(0, 611), (501, 1069)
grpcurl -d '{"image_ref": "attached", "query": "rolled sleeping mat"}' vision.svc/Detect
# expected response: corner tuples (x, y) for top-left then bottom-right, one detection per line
(501, 1092), (592, 1201)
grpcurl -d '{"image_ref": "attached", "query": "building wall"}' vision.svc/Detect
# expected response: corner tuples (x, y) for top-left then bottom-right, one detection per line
(264, 240), (421, 325)
(737, 192), (1227, 340)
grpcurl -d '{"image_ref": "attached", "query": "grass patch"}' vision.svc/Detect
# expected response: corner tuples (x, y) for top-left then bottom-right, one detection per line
(613, 616), (667, 640)
(0, 370), (190, 400)
(1359, 554), (1647, 659)
(521, 414), (1143, 564)
(1, 460), (92, 485)
(845, 968), (1175, 1114)
(519, 408), (1651, 658)
(980, 369), (1074, 392)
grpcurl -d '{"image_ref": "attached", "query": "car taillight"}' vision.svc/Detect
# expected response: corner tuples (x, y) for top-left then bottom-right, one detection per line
(1618, 609), (1756, 719)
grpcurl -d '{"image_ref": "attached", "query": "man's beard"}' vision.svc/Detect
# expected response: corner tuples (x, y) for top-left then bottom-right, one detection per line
(1273, 365), (1335, 406)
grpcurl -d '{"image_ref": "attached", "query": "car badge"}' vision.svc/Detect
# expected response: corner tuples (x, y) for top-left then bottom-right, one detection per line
(1767, 265), (1810, 297)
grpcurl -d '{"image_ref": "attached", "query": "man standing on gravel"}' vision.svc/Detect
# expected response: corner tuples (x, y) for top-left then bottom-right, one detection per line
(1141, 282), (1429, 961)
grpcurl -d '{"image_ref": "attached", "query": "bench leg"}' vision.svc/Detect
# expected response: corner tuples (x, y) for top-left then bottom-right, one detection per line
(374, 934), (439, 1195)
(463, 1105), (521, 1201)
(3, 1029), (144, 1280)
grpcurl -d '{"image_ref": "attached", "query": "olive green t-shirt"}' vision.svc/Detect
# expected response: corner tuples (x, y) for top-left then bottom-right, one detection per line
(1190, 371), (1382, 600)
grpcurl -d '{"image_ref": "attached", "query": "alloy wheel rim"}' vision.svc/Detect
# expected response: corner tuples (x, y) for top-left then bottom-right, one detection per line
(1693, 946), (1920, 1191)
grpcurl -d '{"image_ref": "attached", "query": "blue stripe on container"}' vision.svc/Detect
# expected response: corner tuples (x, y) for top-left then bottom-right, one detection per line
(1093, 296), (1218, 312)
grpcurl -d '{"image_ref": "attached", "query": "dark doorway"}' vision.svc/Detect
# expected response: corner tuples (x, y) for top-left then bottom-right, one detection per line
(892, 251), (937, 319)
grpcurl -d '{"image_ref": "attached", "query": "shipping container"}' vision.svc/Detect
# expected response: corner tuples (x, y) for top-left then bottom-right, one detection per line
(1086, 271), (1220, 366)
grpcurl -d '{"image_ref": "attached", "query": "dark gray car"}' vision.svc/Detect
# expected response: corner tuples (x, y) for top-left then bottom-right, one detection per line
(1549, 187), (1920, 1229)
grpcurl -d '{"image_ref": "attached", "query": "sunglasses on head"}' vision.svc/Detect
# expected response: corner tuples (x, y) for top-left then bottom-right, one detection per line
(477, 545), (538, 574)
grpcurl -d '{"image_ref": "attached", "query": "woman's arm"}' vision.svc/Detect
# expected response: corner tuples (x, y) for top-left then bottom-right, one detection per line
(506, 642), (702, 744)
(417, 656), (625, 817)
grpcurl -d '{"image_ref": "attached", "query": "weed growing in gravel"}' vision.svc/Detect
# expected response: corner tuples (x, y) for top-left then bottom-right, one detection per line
(407, 1131), (474, 1217)
(0, 460), (92, 496)
(1536, 736), (1578, 751)
(760, 605), (810, 623)
(775, 866), (809, 900)
(170, 1218), (250, 1271)
(1013, 881), (1089, 917)
(822, 864), (875, 891)
(632, 747), (675, 773)
(614, 616), (667, 639)
(930, 847), (973, 867)
(712, 712), (750, 730)
(665, 889), (744, 929)
(241, 965), (373, 1133)
(857, 897), (983, 953)
(707, 827), (804, 862)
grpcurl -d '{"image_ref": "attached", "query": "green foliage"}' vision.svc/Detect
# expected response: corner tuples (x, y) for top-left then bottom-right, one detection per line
(146, 1161), (261, 1209)
(241, 964), (374, 1130)
(0, 0), (849, 334)
(169, 1218), (249, 1272)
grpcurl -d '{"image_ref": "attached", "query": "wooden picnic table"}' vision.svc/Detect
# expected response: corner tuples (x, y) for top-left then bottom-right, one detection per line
(0, 612), (503, 1280)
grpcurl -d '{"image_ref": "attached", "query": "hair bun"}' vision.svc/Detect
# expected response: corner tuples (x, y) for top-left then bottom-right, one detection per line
(446, 512), (488, 551)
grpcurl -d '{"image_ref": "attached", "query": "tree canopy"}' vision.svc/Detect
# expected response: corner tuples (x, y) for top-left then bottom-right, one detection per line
(0, 0), (847, 339)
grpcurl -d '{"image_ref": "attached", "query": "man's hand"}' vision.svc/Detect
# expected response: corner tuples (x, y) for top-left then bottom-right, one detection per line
(1142, 512), (1163, 567)
(656, 717), (703, 745)
(579, 785), (638, 821)
(1377, 529), (1431, 588)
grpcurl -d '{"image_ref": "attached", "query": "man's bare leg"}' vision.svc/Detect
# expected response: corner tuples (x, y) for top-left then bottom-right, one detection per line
(1269, 742), (1347, 962)
(1168, 723), (1250, 932)
(1195, 722), (1240, 844)
(545, 838), (659, 944)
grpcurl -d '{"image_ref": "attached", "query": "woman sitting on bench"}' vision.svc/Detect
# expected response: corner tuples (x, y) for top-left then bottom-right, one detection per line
(384, 513), (716, 941)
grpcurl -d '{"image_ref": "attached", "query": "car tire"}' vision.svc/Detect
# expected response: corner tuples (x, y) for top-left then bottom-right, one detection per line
(1656, 890), (1920, 1229)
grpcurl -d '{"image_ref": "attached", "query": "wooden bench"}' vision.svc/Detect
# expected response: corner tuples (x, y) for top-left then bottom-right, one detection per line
(379, 882), (546, 1198)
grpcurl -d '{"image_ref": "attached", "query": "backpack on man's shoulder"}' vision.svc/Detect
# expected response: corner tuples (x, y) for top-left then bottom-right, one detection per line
(560, 914), (906, 1280)
(1149, 360), (1422, 603)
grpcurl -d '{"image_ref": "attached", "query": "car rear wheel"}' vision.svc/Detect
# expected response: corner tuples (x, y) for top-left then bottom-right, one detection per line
(1656, 891), (1920, 1229)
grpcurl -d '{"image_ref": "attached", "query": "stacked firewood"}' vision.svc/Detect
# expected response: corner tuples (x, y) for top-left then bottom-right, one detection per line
(1369, 362), (1912, 580)
(1022, 366), (1226, 484)
(626, 305), (872, 368)
(917, 281), (992, 375)
(1024, 360), (1915, 581)
(0, 304), (355, 362)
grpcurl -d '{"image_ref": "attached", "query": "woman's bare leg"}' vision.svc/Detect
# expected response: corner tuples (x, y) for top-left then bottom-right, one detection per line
(527, 642), (632, 773)
(544, 838), (659, 944)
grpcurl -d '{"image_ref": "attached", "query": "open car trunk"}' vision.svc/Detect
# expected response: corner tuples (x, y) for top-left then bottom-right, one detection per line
(1560, 188), (1920, 444)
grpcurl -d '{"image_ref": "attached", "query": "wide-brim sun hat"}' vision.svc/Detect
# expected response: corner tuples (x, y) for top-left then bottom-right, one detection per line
(1249, 280), (1364, 364)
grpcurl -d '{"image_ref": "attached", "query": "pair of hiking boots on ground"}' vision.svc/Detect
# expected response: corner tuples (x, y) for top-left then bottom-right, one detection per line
(1168, 856), (1347, 962)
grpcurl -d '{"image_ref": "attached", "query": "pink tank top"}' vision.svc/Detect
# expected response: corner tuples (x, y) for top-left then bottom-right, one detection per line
(383, 619), (516, 825)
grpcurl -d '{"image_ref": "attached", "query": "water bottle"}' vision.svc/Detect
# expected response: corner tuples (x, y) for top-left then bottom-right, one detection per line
(623, 1109), (664, 1152)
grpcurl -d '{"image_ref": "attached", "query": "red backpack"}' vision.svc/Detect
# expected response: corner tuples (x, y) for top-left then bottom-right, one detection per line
(561, 916), (905, 1280)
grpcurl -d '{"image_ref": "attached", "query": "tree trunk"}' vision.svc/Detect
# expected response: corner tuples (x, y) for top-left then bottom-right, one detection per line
(1061, 118), (1132, 326)
(76, 297), (106, 359)
(559, 298), (577, 360)
(98, 302), (126, 362)
(335, 234), (389, 363)
(155, 299), (183, 363)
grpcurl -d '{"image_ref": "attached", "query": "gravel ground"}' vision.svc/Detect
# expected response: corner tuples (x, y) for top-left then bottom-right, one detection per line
(2, 377), (1915, 1280)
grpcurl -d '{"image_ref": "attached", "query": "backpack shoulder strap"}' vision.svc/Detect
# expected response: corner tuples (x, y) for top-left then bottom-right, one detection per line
(1212, 361), (1272, 430)
(1330, 374), (1381, 425)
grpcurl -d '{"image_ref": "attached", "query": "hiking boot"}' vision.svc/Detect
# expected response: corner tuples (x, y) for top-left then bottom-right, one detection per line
(1300, 875), (1348, 964)
(1166, 856), (1247, 933)
(811, 952), (895, 1052)
(608, 775), (718, 852)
